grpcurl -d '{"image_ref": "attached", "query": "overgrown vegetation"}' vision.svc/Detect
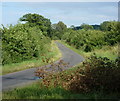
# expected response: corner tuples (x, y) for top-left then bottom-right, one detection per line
(2, 41), (61, 75)
(59, 40), (118, 60)
(3, 56), (120, 99)
(1, 13), (62, 74)
(62, 21), (119, 52)
(34, 55), (120, 93)
(2, 24), (51, 65)
(2, 12), (120, 99)
(2, 14), (119, 66)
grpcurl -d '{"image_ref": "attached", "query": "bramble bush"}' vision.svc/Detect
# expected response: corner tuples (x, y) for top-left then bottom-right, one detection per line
(2, 24), (51, 65)
(35, 55), (120, 93)
(68, 55), (120, 93)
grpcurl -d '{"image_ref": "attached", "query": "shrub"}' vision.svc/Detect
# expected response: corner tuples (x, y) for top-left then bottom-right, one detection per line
(68, 56), (120, 93)
(84, 44), (92, 52)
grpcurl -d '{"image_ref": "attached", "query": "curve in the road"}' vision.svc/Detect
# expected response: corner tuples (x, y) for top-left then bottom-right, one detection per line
(2, 42), (84, 91)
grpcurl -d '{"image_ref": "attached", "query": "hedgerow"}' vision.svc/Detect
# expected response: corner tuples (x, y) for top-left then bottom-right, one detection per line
(62, 21), (119, 52)
(2, 24), (51, 65)
(62, 29), (106, 52)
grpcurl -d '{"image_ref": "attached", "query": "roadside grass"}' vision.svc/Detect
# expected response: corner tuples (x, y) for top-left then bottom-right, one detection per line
(93, 45), (118, 60)
(59, 40), (118, 60)
(2, 41), (62, 75)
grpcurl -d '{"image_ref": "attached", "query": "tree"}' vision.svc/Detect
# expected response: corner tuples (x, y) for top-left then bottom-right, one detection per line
(19, 13), (52, 37)
(100, 21), (111, 31)
(80, 23), (93, 30)
(92, 25), (100, 30)
(70, 25), (75, 29)
(51, 24), (57, 30)
(100, 21), (119, 45)
(51, 21), (67, 39)
(56, 21), (67, 32)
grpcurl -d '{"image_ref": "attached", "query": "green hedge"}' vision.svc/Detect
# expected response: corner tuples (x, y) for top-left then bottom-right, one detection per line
(2, 24), (51, 65)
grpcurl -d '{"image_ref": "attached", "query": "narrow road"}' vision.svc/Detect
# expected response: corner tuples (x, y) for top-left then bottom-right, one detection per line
(2, 42), (84, 91)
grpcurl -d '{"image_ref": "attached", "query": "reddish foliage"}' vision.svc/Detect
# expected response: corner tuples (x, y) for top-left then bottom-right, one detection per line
(35, 56), (120, 93)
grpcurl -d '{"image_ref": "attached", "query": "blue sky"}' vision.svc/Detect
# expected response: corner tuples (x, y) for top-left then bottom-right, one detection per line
(1, 2), (118, 27)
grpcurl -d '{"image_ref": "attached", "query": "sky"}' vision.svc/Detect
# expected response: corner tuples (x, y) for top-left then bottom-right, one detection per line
(1, 2), (118, 27)
(1, 0), (120, 2)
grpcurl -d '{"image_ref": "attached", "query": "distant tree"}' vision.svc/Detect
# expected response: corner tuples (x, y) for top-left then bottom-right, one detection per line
(91, 25), (100, 30)
(100, 21), (118, 31)
(51, 24), (57, 30)
(70, 25), (80, 30)
(51, 21), (67, 39)
(70, 25), (75, 29)
(80, 23), (93, 30)
(56, 21), (67, 32)
(19, 13), (52, 37)
(100, 21), (111, 31)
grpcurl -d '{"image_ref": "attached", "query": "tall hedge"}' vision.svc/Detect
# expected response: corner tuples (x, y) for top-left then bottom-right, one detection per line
(2, 24), (51, 65)
(62, 29), (106, 52)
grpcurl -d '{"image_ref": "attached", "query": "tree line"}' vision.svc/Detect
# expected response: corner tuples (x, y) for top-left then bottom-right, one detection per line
(62, 21), (119, 52)
(1, 13), (120, 65)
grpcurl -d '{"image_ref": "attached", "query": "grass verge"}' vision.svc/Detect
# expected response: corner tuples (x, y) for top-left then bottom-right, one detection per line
(2, 41), (62, 75)
(59, 40), (118, 60)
